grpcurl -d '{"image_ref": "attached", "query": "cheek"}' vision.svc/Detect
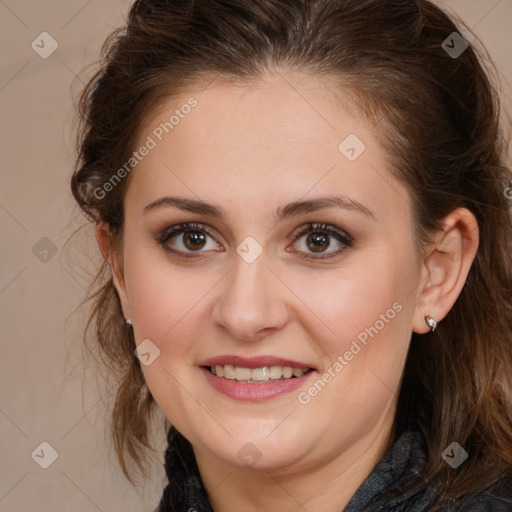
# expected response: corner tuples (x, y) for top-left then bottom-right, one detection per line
(295, 257), (410, 353)
(294, 275), (412, 434)
(124, 246), (220, 348)
(292, 250), (415, 410)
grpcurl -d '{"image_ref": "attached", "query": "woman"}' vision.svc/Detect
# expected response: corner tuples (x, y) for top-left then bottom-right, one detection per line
(70, 0), (512, 510)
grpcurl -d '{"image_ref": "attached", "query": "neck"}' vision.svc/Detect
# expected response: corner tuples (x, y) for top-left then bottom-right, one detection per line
(193, 414), (396, 512)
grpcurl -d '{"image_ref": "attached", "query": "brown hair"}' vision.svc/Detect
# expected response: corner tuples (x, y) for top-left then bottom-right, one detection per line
(70, 0), (512, 507)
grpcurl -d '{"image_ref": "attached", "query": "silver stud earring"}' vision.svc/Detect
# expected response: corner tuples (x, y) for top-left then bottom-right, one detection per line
(126, 318), (132, 326)
(425, 314), (437, 332)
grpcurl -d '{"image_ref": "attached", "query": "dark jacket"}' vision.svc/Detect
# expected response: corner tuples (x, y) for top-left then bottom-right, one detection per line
(156, 426), (512, 511)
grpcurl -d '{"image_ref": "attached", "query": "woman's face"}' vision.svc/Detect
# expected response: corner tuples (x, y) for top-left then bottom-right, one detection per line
(116, 73), (424, 474)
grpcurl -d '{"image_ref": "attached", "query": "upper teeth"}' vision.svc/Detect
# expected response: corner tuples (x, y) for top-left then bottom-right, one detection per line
(211, 365), (309, 381)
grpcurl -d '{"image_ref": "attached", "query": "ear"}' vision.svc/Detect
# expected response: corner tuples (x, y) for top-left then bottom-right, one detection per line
(412, 208), (479, 334)
(95, 222), (131, 321)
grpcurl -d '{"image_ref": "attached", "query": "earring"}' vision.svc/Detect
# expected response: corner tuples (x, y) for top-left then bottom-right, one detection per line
(126, 318), (132, 326)
(424, 314), (437, 332)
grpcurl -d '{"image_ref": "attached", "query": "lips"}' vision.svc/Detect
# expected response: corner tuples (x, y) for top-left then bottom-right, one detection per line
(200, 366), (315, 401)
(199, 355), (317, 401)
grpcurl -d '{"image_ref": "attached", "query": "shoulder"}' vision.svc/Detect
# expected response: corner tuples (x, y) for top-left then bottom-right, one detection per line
(455, 478), (512, 511)
(463, 498), (512, 510)
(401, 474), (512, 511)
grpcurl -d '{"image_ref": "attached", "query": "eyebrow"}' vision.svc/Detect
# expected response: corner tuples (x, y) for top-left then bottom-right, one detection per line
(143, 195), (375, 222)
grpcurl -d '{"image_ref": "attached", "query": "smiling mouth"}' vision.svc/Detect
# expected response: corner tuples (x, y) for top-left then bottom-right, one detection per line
(207, 364), (313, 383)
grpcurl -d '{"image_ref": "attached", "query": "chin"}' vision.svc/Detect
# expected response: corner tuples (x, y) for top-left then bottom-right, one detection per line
(194, 423), (316, 472)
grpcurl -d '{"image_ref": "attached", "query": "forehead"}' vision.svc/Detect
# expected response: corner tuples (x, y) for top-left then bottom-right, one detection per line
(125, 73), (411, 226)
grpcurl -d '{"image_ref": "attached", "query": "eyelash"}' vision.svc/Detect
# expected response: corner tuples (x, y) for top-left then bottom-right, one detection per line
(155, 222), (353, 261)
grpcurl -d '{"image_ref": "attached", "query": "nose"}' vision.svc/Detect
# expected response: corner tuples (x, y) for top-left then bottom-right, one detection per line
(211, 255), (290, 342)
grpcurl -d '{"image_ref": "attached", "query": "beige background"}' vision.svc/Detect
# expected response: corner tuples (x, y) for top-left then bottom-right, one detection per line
(1, 1), (511, 511)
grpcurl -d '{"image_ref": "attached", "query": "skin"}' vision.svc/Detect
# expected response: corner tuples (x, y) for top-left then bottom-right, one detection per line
(97, 72), (479, 512)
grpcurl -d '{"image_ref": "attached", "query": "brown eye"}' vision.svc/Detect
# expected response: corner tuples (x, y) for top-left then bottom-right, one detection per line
(305, 232), (331, 253)
(290, 223), (353, 260)
(157, 222), (222, 258)
(182, 230), (207, 251)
